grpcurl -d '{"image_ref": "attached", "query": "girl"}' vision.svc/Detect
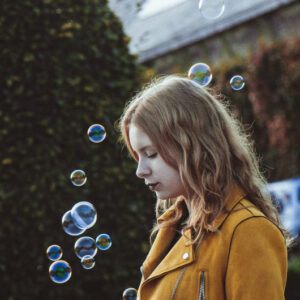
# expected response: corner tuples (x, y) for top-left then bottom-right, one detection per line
(117, 75), (290, 300)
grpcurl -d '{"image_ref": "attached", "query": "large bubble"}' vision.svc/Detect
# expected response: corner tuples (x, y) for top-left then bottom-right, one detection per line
(62, 210), (86, 236)
(87, 124), (106, 143)
(188, 63), (212, 87)
(230, 75), (245, 90)
(96, 233), (112, 251)
(49, 260), (72, 284)
(198, 0), (225, 19)
(71, 201), (97, 230)
(74, 236), (97, 259)
(123, 287), (138, 300)
(46, 245), (63, 261)
(70, 170), (87, 187)
(81, 255), (95, 270)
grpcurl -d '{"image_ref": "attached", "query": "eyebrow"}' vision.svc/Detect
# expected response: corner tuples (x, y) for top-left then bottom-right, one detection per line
(135, 145), (153, 152)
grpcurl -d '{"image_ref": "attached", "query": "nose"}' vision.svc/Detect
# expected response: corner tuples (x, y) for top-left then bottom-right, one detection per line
(136, 160), (151, 179)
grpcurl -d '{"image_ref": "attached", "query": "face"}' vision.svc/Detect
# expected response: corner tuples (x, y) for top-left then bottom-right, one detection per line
(129, 124), (187, 200)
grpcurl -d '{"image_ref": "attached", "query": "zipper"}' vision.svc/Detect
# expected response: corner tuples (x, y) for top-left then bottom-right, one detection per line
(198, 272), (206, 300)
(170, 266), (187, 300)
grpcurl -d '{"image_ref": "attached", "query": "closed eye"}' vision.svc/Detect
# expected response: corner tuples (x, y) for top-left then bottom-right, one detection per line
(148, 153), (157, 159)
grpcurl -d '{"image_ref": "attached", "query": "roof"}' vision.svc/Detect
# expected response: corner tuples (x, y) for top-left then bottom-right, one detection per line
(109, 0), (297, 62)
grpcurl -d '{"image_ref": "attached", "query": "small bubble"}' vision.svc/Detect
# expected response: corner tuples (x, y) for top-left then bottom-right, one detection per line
(96, 233), (112, 251)
(49, 260), (72, 284)
(70, 170), (87, 186)
(81, 255), (95, 270)
(71, 201), (97, 230)
(188, 63), (212, 87)
(46, 245), (63, 261)
(198, 0), (225, 20)
(230, 75), (245, 90)
(123, 287), (138, 300)
(62, 210), (86, 236)
(87, 124), (106, 143)
(74, 236), (97, 259)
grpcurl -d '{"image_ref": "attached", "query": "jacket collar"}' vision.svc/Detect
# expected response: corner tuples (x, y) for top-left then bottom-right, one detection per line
(212, 184), (247, 229)
(141, 184), (247, 284)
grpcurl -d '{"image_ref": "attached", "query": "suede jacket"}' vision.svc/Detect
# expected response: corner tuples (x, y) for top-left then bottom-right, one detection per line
(138, 186), (287, 300)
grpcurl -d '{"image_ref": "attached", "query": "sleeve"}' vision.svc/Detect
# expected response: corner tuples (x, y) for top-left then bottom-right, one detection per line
(225, 216), (288, 300)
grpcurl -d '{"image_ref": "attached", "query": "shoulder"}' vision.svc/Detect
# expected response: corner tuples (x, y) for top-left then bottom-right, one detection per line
(221, 198), (285, 241)
(223, 199), (287, 274)
(223, 200), (288, 299)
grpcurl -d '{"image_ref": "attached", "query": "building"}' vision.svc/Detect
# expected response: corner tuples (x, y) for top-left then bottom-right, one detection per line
(109, 0), (300, 73)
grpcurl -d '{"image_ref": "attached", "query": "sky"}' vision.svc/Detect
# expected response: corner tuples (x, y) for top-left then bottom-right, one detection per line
(138, 0), (187, 19)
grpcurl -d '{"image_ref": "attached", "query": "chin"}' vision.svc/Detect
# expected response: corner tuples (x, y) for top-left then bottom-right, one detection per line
(155, 191), (168, 200)
(156, 191), (180, 200)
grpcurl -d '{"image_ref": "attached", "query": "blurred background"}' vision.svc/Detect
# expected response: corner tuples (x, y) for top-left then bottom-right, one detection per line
(0, 0), (299, 299)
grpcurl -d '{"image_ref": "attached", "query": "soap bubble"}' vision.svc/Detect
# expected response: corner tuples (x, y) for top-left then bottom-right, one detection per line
(46, 245), (63, 261)
(49, 260), (72, 284)
(74, 236), (97, 259)
(70, 170), (87, 187)
(71, 201), (97, 230)
(81, 255), (95, 270)
(123, 287), (138, 300)
(198, 0), (225, 19)
(188, 63), (212, 86)
(96, 233), (112, 251)
(230, 75), (245, 90)
(87, 124), (106, 143)
(62, 210), (86, 236)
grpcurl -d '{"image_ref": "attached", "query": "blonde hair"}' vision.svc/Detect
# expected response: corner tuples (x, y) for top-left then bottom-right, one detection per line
(116, 75), (292, 247)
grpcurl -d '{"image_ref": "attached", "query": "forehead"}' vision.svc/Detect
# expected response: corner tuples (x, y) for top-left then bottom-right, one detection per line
(129, 124), (153, 151)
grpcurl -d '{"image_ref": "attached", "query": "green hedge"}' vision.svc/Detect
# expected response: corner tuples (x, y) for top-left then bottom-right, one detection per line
(286, 255), (300, 300)
(0, 0), (153, 299)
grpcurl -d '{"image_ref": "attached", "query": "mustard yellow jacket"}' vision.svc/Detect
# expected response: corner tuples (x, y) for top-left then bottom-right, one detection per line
(138, 186), (287, 300)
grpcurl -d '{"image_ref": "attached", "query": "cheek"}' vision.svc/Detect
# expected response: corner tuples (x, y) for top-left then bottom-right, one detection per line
(165, 169), (181, 185)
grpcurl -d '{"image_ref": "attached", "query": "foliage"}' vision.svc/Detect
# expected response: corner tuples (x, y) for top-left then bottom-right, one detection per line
(288, 255), (300, 273)
(212, 38), (300, 182)
(247, 39), (300, 181)
(0, 0), (152, 299)
(286, 254), (300, 300)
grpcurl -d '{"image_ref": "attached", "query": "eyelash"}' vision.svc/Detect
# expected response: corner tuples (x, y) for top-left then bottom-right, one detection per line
(147, 153), (157, 159)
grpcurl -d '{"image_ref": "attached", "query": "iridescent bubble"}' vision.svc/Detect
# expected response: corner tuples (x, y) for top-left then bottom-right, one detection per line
(198, 0), (225, 20)
(123, 288), (138, 300)
(71, 201), (97, 230)
(96, 233), (112, 251)
(46, 245), (63, 261)
(49, 260), (72, 284)
(74, 236), (97, 259)
(188, 63), (212, 87)
(230, 75), (245, 90)
(70, 170), (87, 187)
(81, 255), (95, 270)
(62, 210), (86, 236)
(87, 124), (106, 143)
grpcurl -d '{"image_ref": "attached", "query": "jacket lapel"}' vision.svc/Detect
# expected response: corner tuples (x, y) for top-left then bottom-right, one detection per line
(141, 228), (195, 289)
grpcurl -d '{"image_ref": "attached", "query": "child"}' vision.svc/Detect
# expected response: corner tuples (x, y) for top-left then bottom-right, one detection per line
(117, 75), (290, 300)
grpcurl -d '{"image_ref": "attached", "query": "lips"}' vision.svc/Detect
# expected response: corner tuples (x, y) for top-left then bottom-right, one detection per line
(148, 183), (159, 191)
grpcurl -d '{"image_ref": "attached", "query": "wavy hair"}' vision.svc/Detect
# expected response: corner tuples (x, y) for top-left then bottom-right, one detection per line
(116, 75), (292, 247)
